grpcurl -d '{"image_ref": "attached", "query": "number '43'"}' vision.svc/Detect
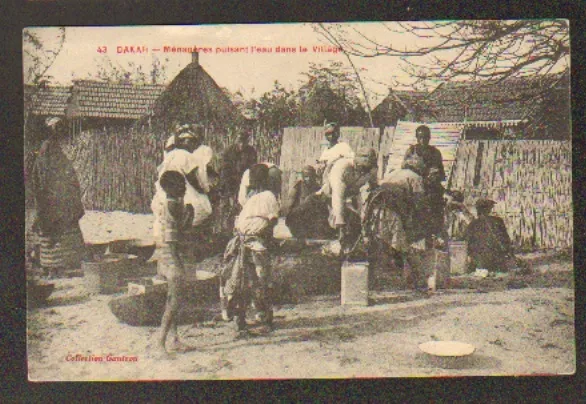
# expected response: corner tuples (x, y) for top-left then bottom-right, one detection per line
(97, 46), (107, 53)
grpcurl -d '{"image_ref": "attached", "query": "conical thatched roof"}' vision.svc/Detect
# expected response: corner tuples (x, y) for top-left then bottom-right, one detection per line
(152, 57), (240, 130)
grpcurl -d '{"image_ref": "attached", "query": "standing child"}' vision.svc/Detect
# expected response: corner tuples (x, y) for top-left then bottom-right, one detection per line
(154, 170), (194, 358)
(221, 164), (280, 334)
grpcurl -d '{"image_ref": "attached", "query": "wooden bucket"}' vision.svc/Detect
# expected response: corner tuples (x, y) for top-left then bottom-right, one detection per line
(409, 249), (450, 290)
(448, 241), (468, 274)
(341, 261), (369, 306)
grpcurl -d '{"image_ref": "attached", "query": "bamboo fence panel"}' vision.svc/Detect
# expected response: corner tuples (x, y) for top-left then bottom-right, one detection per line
(280, 127), (325, 197)
(252, 128), (284, 166)
(382, 121), (462, 181)
(279, 126), (383, 198)
(379, 126), (396, 177)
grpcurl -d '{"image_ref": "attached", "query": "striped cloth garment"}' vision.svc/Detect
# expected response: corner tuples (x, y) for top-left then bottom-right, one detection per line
(38, 224), (85, 270)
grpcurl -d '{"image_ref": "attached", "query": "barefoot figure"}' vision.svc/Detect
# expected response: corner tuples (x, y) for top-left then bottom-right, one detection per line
(154, 170), (194, 357)
(220, 164), (280, 334)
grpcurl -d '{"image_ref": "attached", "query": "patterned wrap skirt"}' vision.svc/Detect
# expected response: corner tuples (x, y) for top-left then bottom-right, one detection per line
(38, 224), (85, 270)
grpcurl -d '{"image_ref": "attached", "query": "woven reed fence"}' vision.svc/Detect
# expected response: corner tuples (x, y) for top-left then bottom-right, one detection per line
(54, 122), (283, 214)
(251, 128), (284, 166)
(58, 123), (160, 213)
(449, 140), (572, 251)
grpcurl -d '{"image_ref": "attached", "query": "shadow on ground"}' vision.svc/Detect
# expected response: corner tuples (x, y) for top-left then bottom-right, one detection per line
(191, 297), (490, 352)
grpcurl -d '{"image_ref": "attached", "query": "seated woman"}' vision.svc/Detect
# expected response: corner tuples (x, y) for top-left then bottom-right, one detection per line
(315, 122), (355, 197)
(444, 190), (474, 240)
(283, 165), (334, 240)
(465, 198), (515, 273)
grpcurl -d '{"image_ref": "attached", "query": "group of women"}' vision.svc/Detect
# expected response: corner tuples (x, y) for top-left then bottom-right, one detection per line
(282, 122), (516, 290)
(28, 117), (516, 354)
(151, 123), (288, 352)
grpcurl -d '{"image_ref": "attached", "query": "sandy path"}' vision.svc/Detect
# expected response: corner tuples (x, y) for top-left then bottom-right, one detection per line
(28, 280), (574, 380)
(78, 210), (292, 244)
(28, 210), (575, 380)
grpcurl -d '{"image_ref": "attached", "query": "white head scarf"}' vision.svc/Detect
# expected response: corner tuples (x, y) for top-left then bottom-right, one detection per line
(192, 145), (214, 193)
(46, 116), (62, 128)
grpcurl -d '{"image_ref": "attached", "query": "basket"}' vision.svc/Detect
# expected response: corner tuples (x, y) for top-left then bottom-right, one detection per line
(109, 272), (218, 326)
(108, 289), (168, 326)
(418, 340), (476, 369)
(82, 254), (138, 294)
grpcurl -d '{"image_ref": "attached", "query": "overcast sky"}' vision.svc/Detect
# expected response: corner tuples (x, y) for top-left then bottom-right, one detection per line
(24, 22), (569, 108)
(24, 23), (421, 106)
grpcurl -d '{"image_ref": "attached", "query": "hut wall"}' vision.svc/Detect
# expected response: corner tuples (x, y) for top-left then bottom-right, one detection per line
(449, 140), (572, 251)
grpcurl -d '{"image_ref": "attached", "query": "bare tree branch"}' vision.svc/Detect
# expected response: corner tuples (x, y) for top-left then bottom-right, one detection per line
(315, 20), (569, 90)
(316, 23), (374, 126)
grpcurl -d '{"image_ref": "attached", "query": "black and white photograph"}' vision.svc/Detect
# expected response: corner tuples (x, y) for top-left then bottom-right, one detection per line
(23, 21), (573, 380)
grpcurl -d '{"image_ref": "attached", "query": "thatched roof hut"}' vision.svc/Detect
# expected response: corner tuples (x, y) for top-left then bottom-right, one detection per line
(152, 52), (241, 133)
(372, 89), (432, 127)
(24, 54), (243, 214)
(24, 84), (71, 117)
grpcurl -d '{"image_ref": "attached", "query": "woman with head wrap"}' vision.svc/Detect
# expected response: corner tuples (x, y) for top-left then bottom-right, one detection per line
(444, 189), (474, 239)
(31, 117), (86, 277)
(283, 165), (334, 240)
(219, 128), (258, 232)
(220, 164), (280, 333)
(315, 122), (356, 197)
(403, 125), (446, 247)
(321, 147), (378, 250)
(464, 199), (514, 273)
(151, 124), (212, 271)
(370, 153), (428, 289)
(317, 122), (355, 165)
(237, 162), (282, 208)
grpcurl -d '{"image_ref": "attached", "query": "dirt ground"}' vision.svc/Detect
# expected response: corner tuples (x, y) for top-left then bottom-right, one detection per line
(26, 211), (576, 380)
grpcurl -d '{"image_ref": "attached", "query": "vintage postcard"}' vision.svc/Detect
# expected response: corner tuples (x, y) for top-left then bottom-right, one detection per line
(24, 22), (573, 381)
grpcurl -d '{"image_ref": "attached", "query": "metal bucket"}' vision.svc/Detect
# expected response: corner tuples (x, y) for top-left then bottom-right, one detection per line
(448, 241), (468, 275)
(341, 261), (369, 306)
